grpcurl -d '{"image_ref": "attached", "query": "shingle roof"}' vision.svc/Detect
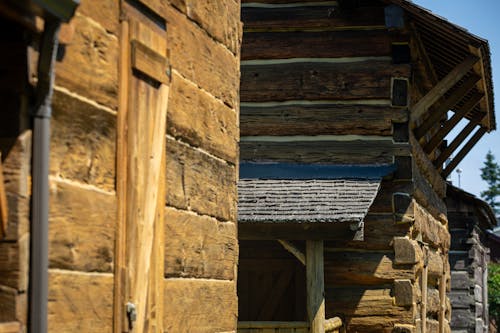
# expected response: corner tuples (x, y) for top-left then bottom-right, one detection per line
(238, 179), (381, 224)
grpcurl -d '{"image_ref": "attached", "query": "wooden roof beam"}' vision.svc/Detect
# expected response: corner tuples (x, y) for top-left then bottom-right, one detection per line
(423, 92), (484, 154)
(441, 126), (487, 178)
(433, 118), (480, 168)
(410, 54), (479, 123)
(414, 74), (481, 139)
(409, 22), (438, 88)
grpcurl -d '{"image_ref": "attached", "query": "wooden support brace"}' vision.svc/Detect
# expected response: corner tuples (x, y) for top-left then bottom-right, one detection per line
(442, 127), (487, 177)
(433, 119), (479, 168)
(278, 240), (306, 266)
(411, 54), (478, 122)
(423, 93), (484, 154)
(414, 75), (481, 139)
(0, 153), (8, 239)
(421, 247), (429, 333)
(306, 240), (325, 333)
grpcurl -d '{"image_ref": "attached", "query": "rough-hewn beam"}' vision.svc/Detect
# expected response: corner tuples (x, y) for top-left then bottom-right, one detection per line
(414, 75), (481, 139)
(410, 55), (479, 122)
(442, 127), (487, 177)
(423, 93), (484, 154)
(433, 119), (480, 168)
(278, 240), (306, 266)
(307, 240), (325, 333)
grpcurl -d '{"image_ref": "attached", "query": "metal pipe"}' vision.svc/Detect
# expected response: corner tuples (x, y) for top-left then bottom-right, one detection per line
(30, 17), (60, 333)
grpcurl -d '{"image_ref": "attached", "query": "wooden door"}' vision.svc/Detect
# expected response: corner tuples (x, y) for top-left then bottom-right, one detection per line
(115, 1), (169, 332)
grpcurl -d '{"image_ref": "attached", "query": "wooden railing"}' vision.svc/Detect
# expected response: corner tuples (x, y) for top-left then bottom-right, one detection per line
(237, 318), (342, 333)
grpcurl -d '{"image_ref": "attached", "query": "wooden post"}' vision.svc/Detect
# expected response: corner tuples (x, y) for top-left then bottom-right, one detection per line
(307, 240), (325, 333)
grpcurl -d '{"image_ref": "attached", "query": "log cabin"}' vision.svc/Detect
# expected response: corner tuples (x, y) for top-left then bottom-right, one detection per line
(0, 0), (497, 333)
(0, 0), (241, 332)
(446, 185), (497, 333)
(237, 1), (495, 332)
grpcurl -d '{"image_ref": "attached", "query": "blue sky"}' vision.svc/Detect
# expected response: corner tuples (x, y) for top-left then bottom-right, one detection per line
(412, 0), (500, 197)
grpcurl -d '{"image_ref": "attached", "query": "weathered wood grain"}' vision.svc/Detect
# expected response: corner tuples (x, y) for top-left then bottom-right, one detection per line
(241, 104), (407, 136)
(125, 30), (169, 333)
(166, 137), (237, 222)
(180, 0), (241, 54)
(0, 285), (19, 322)
(168, 72), (238, 163)
(48, 179), (116, 273)
(413, 203), (450, 251)
(1, 132), (31, 241)
(242, 30), (402, 60)
(77, 0), (119, 35)
(50, 88), (116, 192)
(0, 157), (8, 239)
(324, 250), (417, 285)
(0, 234), (28, 290)
(55, 14), (119, 109)
(242, 5), (385, 30)
(164, 207), (237, 280)
(163, 279), (237, 333)
(0, 322), (21, 333)
(47, 271), (113, 332)
(166, 5), (239, 107)
(241, 61), (411, 102)
(306, 240), (325, 333)
(240, 140), (410, 164)
(326, 287), (412, 319)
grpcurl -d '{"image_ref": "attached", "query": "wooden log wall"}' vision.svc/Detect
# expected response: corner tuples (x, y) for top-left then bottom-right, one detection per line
(0, 20), (32, 330)
(240, 0), (411, 166)
(1, 0), (242, 332)
(446, 195), (490, 333)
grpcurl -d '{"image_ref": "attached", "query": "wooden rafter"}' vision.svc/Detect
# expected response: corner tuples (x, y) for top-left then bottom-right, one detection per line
(414, 74), (481, 139)
(442, 127), (487, 177)
(409, 22), (438, 87)
(423, 93), (484, 154)
(433, 117), (481, 168)
(410, 54), (478, 122)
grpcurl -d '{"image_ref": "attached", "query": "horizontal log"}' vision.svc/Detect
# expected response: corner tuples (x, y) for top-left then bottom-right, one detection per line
(242, 5), (385, 30)
(324, 250), (417, 285)
(238, 321), (309, 329)
(48, 180), (116, 273)
(166, 137), (237, 222)
(238, 222), (359, 241)
(362, 214), (410, 250)
(0, 322), (21, 333)
(241, 61), (411, 102)
(241, 104), (407, 136)
(344, 316), (405, 333)
(164, 207), (237, 280)
(240, 140), (410, 164)
(449, 291), (474, 309)
(51, 88), (117, 192)
(0, 234), (28, 290)
(163, 279), (237, 333)
(326, 287), (412, 318)
(242, 30), (405, 60)
(48, 271), (113, 332)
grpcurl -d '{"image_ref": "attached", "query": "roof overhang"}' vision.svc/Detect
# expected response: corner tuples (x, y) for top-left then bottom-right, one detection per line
(388, 0), (495, 179)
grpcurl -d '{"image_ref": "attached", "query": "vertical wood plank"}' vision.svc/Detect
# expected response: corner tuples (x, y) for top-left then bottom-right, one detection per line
(147, 141), (166, 332)
(114, 19), (130, 333)
(126, 78), (168, 333)
(306, 240), (325, 333)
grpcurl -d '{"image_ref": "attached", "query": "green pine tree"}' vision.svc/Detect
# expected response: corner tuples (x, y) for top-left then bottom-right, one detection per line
(480, 150), (500, 215)
(489, 263), (500, 324)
